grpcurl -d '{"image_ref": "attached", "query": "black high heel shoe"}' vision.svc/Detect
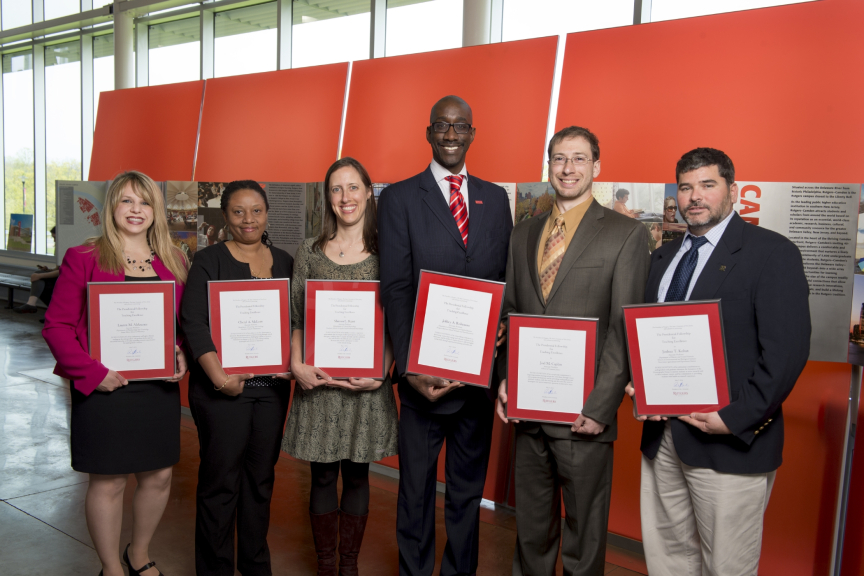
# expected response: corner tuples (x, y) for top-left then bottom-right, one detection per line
(123, 544), (163, 576)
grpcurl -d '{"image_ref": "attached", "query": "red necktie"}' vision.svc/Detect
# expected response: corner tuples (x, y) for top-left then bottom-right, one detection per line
(445, 175), (468, 246)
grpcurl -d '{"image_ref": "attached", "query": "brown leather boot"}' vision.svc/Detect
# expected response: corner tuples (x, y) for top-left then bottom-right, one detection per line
(338, 510), (368, 576)
(310, 509), (339, 576)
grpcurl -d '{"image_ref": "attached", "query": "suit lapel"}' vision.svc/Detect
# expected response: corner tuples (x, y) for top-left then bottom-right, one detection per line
(689, 213), (744, 300)
(465, 175), (487, 257)
(545, 200), (604, 305)
(420, 167), (466, 251)
(645, 242), (679, 303)
(526, 213), (549, 305)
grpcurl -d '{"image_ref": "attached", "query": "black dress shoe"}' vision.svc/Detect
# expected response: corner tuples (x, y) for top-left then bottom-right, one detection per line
(13, 304), (37, 313)
(123, 544), (163, 576)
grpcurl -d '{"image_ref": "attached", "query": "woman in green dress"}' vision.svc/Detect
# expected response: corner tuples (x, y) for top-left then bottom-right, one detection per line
(282, 157), (397, 576)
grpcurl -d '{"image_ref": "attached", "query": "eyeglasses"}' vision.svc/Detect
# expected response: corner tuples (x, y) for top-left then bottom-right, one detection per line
(550, 155), (593, 166)
(430, 122), (472, 134)
(665, 206), (677, 211)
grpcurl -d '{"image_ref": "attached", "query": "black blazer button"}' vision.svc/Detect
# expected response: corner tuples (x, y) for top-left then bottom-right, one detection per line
(466, 257), (473, 263)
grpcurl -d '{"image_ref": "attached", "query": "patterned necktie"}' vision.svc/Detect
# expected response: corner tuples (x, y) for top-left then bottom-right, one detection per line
(664, 235), (709, 302)
(539, 215), (566, 302)
(445, 175), (469, 246)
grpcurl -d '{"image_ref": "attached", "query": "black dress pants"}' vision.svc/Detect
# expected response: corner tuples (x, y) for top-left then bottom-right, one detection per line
(189, 380), (290, 576)
(396, 396), (494, 576)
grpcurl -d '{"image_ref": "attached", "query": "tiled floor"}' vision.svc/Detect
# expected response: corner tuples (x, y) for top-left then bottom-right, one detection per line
(0, 305), (646, 575)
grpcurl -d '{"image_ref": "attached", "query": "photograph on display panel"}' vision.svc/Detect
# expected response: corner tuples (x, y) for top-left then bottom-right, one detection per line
(848, 274), (864, 365)
(662, 183), (687, 245)
(55, 181), (109, 262)
(198, 181), (226, 208)
(164, 181), (198, 231)
(198, 207), (231, 250)
(7, 213), (33, 252)
(606, 182), (665, 222)
(855, 184), (864, 274)
(306, 182), (324, 238)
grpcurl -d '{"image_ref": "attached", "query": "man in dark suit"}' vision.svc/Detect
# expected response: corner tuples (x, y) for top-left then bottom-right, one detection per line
(495, 126), (650, 576)
(626, 147), (810, 575)
(378, 95), (513, 576)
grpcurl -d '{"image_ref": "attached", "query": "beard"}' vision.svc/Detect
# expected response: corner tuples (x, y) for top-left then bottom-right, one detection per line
(681, 195), (733, 231)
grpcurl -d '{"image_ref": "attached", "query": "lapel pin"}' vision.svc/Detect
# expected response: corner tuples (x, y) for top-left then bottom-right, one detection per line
(475, 200), (483, 204)
(719, 265), (727, 271)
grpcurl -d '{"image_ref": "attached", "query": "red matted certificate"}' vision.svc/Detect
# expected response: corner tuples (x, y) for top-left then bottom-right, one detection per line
(208, 279), (291, 375)
(506, 314), (598, 424)
(623, 300), (731, 417)
(87, 281), (176, 380)
(406, 271), (505, 388)
(304, 280), (386, 379)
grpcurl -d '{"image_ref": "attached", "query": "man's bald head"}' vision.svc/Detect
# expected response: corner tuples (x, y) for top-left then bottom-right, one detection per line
(430, 95), (473, 124)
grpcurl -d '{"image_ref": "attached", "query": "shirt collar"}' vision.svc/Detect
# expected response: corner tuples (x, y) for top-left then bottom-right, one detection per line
(683, 209), (735, 248)
(430, 159), (468, 185)
(551, 198), (593, 230)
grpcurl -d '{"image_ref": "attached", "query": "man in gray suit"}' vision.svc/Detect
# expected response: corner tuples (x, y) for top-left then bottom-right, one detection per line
(496, 126), (650, 576)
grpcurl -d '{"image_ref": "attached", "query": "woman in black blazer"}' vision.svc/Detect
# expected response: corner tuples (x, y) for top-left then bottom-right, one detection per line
(181, 180), (294, 576)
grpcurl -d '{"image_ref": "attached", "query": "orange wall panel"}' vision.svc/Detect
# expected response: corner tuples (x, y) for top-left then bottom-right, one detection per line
(194, 64), (348, 182)
(556, 0), (864, 185)
(342, 37), (558, 184)
(89, 81), (205, 181)
(554, 1), (864, 573)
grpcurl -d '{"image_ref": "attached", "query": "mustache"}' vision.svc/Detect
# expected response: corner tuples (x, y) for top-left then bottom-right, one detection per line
(683, 202), (709, 211)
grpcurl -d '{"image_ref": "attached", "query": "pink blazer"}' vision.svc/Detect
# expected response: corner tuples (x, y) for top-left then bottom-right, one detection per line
(42, 245), (185, 396)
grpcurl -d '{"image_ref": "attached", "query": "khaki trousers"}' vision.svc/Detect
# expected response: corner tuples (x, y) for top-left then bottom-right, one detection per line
(640, 423), (775, 576)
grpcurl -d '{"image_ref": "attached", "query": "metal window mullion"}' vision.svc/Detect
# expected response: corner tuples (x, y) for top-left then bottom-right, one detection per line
(136, 19), (149, 86)
(370, 0), (385, 58)
(490, 0), (502, 43)
(201, 7), (213, 80)
(34, 46), (46, 254)
(82, 31), (94, 178)
(0, 64), (5, 233)
(634, 0), (652, 24)
(276, 0), (291, 69)
(33, 0), (44, 24)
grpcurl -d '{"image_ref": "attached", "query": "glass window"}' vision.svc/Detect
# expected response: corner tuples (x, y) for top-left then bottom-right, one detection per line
(292, 0), (370, 68)
(215, 2), (277, 78)
(651, 0), (817, 22)
(149, 17), (201, 86)
(93, 34), (114, 129)
(93, 0), (113, 8)
(45, 0), (80, 21)
(45, 41), (82, 256)
(3, 52), (34, 251)
(386, 0), (461, 57)
(503, 0), (634, 42)
(2, 0), (31, 30)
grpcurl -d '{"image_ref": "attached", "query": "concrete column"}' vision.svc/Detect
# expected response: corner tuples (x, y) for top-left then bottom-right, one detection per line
(114, 9), (135, 89)
(462, 0), (492, 47)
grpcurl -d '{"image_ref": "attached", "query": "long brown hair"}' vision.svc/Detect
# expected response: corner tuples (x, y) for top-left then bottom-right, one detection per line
(85, 171), (189, 283)
(313, 157), (378, 255)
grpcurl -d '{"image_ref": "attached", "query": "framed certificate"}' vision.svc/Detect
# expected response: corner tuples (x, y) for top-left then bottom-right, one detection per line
(406, 270), (506, 388)
(304, 280), (386, 379)
(208, 279), (291, 375)
(505, 314), (598, 424)
(623, 300), (731, 417)
(87, 281), (176, 380)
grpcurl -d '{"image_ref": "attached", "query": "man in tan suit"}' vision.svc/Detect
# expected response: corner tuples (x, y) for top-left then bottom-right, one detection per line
(496, 126), (650, 576)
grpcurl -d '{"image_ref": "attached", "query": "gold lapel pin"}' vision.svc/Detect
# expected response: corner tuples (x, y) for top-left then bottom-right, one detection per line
(719, 265), (727, 271)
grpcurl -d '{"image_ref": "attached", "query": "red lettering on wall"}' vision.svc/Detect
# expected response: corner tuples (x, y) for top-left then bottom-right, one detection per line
(741, 184), (762, 198)
(739, 199), (760, 216)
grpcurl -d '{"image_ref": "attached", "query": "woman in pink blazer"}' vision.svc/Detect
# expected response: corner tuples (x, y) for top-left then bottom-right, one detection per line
(43, 171), (189, 576)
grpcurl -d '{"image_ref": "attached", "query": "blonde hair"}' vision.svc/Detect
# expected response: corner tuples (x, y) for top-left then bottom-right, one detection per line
(85, 171), (189, 283)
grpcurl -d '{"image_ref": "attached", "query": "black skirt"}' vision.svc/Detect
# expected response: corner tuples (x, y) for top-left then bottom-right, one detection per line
(70, 380), (180, 475)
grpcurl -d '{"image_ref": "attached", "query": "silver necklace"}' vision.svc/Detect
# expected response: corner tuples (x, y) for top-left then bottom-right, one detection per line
(337, 236), (360, 258)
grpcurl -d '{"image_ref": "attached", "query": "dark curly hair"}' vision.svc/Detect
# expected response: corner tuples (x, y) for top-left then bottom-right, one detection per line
(220, 180), (272, 246)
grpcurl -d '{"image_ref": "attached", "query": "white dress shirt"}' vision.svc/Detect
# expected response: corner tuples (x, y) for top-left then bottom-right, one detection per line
(430, 159), (469, 216)
(657, 210), (735, 302)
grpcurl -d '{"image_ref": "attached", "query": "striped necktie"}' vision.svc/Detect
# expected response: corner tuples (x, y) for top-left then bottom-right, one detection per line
(539, 215), (566, 302)
(445, 175), (468, 246)
(664, 235), (709, 302)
